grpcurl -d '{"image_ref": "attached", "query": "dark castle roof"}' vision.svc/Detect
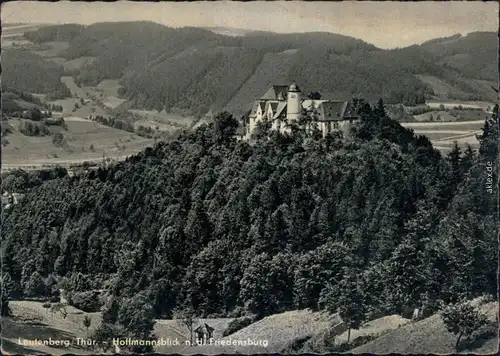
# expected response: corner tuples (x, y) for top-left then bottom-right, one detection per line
(260, 85), (289, 101)
(318, 101), (358, 121)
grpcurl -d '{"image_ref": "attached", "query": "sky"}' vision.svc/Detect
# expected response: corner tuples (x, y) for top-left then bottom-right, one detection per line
(2, 1), (498, 49)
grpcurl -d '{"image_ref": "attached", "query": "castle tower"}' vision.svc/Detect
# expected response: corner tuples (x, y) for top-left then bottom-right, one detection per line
(286, 82), (302, 121)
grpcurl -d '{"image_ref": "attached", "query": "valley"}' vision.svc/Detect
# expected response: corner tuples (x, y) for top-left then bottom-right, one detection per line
(1, 24), (496, 172)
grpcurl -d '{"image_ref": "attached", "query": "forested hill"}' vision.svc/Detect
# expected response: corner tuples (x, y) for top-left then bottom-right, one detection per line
(2, 49), (71, 100)
(2, 102), (498, 351)
(16, 22), (497, 116)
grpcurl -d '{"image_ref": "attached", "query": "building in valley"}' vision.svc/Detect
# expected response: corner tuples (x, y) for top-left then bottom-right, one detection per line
(245, 82), (359, 138)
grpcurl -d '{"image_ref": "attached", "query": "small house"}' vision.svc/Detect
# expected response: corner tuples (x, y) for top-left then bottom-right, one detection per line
(194, 323), (214, 344)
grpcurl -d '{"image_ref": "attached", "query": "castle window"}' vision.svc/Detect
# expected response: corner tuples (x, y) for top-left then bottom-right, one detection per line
(333, 122), (339, 129)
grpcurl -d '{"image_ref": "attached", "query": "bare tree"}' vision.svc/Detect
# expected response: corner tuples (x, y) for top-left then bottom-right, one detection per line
(173, 307), (198, 345)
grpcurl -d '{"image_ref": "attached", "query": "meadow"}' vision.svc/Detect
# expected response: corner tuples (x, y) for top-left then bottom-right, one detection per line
(402, 119), (483, 152)
(2, 118), (153, 170)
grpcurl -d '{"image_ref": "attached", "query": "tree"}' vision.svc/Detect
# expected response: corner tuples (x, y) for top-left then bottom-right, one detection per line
(441, 301), (488, 349)
(294, 242), (351, 310)
(52, 132), (66, 147)
(24, 271), (46, 297)
(324, 271), (367, 344)
(27, 107), (43, 121)
(173, 307), (197, 345)
(83, 315), (92, 333)
(308, 91), (322, 100)
(213, 112), (239, 145)
(478, 104), (498, 162)
(239, 252), (295, 317)
(71, 291), (102, 312)
(1, 273), (14, 316)
(116, 293), (156, 352)
(374, 98), (386, 118)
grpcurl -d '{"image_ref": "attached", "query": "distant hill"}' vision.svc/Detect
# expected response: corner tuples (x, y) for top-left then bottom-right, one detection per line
(203, 26), (254, 37)
(420, 32), (497, 81)
(2, 49), (71, 99)
(11, 22), (498, 117)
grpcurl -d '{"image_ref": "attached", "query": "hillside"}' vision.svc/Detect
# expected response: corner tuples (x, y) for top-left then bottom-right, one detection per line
(2, 103), (497, 353)
(350, 300), (498, 354)
(2, 117), (153, 169)
(186, 309), (339, 354)
(420, 32), (497, 81)
(2, 49), (71, 99)
(222, 49), (298, 116)
(11, 23), (495, 118)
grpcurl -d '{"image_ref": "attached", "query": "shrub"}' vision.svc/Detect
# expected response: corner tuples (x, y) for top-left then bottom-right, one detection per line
(19, 120), (50, 137)
(222, 316), (254, 336)
(70, 291), (103, 312)
(52, 132), (67, 147)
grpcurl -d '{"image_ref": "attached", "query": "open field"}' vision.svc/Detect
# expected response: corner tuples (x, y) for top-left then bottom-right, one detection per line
(401, 119), (484, 130)
(3, 300), (234, 355)
(334, 315), (410, 346)
(1, 24), (48, 48)
(402, 120), (483, 152)
(426, 100), (495, 111)
(61, 76), (86, 97)
(188, 309), (339, 355)
(350, 301), (498, 354)
(129, 109), (196, 128)
(32, 41), (69, 58)
(417, 75), (497, 102)
(3, 297), (496, 355)
(2, 301), (102, 355)
(63, 56), (96, 72)
(414, 110), (456, 122)
(2, 118), (153, 170)
(44, 57), (67, 65)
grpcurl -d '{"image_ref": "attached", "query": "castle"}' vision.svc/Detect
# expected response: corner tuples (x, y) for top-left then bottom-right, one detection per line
(245, 82), (359, 138)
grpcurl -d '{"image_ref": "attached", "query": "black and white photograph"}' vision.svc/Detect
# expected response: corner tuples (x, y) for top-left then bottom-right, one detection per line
(1, 0), (498, 354)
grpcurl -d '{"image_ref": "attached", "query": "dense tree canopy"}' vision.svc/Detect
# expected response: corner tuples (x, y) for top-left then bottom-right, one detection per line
(1, 103), (497, 339)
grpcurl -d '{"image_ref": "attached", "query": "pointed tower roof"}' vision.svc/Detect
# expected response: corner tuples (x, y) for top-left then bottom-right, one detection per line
(288, 82), (301, 93)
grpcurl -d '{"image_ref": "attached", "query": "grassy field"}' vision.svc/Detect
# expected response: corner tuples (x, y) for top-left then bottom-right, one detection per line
(402, 119), (483, 153)
(32, 41), (69, 58)
(416, 75), (497, 102)
(350, 301), (498, 354)
(129, 110), (196, 128)
(426, 100), (495, 111)
(3, 300), (234, 355)
(188, 309), (339, 355)
(1, 24), (47, 48)
(3, 299), (496, 355)
(333, 315), (409, 346)
(63, 57), (96, 72)
(2, 301), (102, 355)
(2, 117), (153, 169)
